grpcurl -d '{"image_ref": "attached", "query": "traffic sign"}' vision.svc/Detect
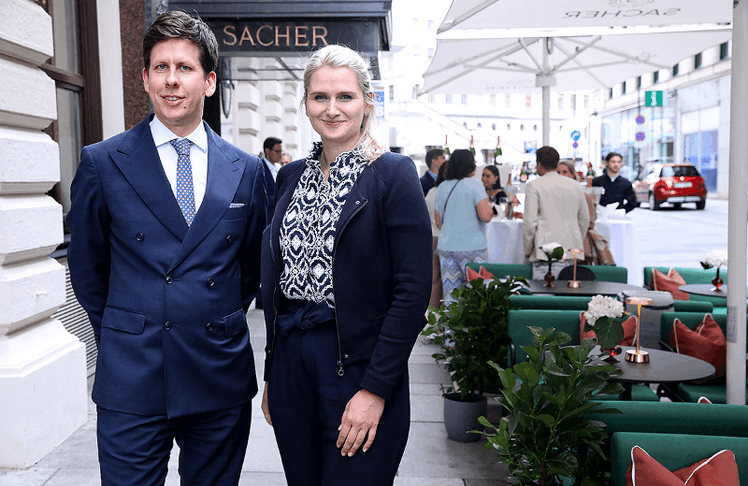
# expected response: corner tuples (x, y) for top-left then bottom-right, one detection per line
(570, 130), (581, 141)
(635, 132), (646, 141)
(645, 91), (665, 107)
(636, 115), (645, 124)
(572, 142), (579, 149)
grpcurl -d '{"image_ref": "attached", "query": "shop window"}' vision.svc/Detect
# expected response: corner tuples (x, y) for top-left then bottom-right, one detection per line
(720, 42), (729, 60)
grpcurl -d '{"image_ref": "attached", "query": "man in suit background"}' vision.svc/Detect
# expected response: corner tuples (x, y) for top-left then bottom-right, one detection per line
(592, 151), (638, 213)
(260, 136), (282, 219)
(420, 147), (447, 196)
(67, 11), (265, 485)
(523, 146), (590, 279)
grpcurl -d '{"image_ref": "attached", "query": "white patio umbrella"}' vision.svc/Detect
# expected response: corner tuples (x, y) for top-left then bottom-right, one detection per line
(438, 0), (732, 33)
(422, 28), (732, 145)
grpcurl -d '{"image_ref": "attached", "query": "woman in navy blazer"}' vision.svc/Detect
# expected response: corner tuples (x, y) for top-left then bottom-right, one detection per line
(260, 45), (432, 486)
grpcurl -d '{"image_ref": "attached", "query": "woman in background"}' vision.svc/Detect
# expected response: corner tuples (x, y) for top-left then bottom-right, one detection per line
(557, 160), (614, 265)
(481, 165), (507, 204)
(434, 149), (493, 303)
(425, 162), (448, 309)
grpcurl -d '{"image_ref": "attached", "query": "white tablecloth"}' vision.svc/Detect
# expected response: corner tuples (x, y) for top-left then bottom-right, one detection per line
(485, 218), (643, 285)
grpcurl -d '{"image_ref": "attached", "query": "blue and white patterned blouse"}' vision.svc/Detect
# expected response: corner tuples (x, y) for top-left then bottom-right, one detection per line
(279, 143), (368, 307)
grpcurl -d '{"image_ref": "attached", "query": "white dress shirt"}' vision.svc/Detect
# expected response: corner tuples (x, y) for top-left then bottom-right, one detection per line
(150, 116), (208, 211)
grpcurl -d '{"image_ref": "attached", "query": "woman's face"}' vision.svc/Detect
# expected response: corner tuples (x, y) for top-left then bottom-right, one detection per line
(482, 168), (498, 188)
(556, 164), (575, 179)
(306, 65), (368, 152)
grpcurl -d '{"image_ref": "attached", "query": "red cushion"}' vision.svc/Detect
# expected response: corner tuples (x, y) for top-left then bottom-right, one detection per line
(626, 445), (739, 486)
(670, 314), (726, 379)
(466, 265), (495, 282)
(580, 312), (637, 346)
(652, 268), (690, 301)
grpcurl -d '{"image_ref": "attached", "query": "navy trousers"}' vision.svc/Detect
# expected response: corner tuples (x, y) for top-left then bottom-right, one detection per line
(96, 402), (251, 486)
(267, 320), (410, 486)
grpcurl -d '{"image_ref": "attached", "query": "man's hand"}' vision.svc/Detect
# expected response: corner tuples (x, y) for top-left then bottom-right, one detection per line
(261, 382), (272, 426)
(336, 389), (385, 457)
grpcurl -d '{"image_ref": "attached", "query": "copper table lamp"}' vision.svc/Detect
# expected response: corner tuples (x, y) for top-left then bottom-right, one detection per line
(566, 249), (583, 288)
(624, 296), (654, 364)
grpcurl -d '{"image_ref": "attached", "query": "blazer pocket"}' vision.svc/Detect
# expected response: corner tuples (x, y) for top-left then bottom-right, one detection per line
(101, 306), (146, 335)
(223, 205), (247, 221)
(223, 308), (248, 337)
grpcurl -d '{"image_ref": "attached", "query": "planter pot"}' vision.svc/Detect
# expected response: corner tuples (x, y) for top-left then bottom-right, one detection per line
(443, 392), (487, 442)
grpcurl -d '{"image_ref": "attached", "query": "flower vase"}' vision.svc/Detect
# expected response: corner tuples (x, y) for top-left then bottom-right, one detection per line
(600, 346), (622, 363)
(711, 267), (723, 292)
(544, 261), (555, 288)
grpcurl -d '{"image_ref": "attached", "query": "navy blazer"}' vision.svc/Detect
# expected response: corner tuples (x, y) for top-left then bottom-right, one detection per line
(420, 171), (435, 196)
(261, 158), (277, 222)
(67, 116), (266, 418)
(261, 152), (432, 400)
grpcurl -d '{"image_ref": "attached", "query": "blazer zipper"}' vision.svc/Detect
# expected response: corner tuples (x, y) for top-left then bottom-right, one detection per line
(331, 197), (367, 377)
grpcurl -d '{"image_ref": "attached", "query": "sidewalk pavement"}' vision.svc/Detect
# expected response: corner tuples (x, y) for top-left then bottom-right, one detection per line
(0, 310), (509, 486)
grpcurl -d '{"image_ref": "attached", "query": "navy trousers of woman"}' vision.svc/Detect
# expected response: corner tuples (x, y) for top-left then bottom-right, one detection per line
(267, 302), (410, 486)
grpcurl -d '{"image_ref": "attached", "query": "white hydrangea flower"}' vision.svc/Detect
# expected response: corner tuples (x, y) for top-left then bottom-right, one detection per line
(540, 242), (562, 253)
(585, 295), (624, 326)
(704, 250), (728, 269)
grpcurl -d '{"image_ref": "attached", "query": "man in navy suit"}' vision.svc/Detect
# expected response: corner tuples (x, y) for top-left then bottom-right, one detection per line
(260, 136), (282, 221)
(420, 147), (447, 196)
(67, 11), (265, 485)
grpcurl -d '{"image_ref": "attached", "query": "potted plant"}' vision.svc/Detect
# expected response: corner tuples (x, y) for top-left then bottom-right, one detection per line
(423, 275), (527, 442)
(480, 327), (624, 485)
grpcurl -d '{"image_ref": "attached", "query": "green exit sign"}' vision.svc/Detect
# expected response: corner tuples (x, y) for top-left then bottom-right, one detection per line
(645, 90), (665, 107)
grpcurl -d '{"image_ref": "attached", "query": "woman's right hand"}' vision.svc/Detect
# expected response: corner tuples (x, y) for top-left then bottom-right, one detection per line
(261, 382), (272, 426)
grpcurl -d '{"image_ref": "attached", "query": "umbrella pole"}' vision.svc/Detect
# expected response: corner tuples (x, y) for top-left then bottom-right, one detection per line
(726, 0), (748, 406)
(541, 37), (552, 146)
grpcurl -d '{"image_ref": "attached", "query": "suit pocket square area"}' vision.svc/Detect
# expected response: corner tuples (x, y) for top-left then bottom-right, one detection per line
(229, 202), (245, 208)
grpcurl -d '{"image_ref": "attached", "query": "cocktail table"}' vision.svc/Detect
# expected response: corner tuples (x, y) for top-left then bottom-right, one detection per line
(602, 346), (715, 400)
(524, 280), (643, 296)
(679, 284), (733, 299)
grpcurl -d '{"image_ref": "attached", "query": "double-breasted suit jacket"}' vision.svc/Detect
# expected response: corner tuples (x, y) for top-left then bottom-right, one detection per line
(67, 116), (266, 418)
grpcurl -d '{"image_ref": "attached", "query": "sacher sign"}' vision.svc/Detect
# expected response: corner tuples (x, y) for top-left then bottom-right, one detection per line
(212, 20), (381, 53)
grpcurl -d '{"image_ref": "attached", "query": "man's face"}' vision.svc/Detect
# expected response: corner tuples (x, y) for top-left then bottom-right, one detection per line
(265, 143), (283, 164)
(607, 156), (623, 176)
(143, 38), (216, 137)
(432, 154), (447, 172)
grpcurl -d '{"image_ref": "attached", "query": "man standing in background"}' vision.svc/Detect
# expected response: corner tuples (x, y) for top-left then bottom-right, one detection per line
(593, 151), (638, 213)
(420, 147), (447, 196)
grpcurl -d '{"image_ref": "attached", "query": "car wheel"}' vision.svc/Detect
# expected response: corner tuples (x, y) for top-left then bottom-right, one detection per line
(696, 199), (706, 210)
(648, 192), (660, 211)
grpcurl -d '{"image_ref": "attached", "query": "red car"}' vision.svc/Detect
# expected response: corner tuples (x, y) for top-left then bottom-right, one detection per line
(634, 163), (707, 210)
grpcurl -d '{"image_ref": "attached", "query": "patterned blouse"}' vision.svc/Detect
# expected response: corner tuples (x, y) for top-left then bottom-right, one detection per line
(279, 143), (368, 308)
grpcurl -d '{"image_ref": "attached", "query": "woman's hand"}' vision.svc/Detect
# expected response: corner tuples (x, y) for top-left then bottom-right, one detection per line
(336, 389), (385, 457)
(261, 382), (272, 426)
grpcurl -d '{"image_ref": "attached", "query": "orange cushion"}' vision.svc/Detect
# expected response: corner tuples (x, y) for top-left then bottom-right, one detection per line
(670, 314), (726, 379)
(651, 268), (690, 301)
(580, 312), (637, 346)
(626, 445), (739, 486)
(466, 265), (494, 282)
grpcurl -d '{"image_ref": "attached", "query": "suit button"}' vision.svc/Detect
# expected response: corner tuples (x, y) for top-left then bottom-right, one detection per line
(163, 321), (172, 331)
(165, 276), (173, 284)
(207, 278), (215, 287)
(136, 233), (145, 241)
(226, 235), (233, 244)
(205, 323), (213, 332)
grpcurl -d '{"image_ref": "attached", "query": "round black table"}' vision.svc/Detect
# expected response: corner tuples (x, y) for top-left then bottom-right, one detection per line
(524, 279), (643, 296)
(679, 284), (730, 299)
(602, 346), (715, 400)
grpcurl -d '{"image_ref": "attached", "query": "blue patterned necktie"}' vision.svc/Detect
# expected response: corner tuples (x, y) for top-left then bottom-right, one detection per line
(169, 138), (196, 226)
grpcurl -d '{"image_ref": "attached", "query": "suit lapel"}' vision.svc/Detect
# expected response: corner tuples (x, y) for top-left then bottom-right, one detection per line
(168, 124), (246, 272)
(110, 117), (189, 241)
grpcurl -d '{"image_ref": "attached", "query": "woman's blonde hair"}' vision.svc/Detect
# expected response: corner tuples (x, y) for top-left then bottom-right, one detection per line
(302, 44), (385, 163)
(557, 160), (578, 181)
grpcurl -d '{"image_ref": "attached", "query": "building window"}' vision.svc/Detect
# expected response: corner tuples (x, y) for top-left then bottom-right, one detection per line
(653, 71), (659, 84)
(534, 125), (538, 131)
(461, 94), (468, 105)
(525, 95), (531, 107)
(412, 17), (418, 28)
(507, 123), (511, 131)
(446, 94), (453, 104)
(505, 94), (511, 107)
(608, 88), (613, 99)
(558, 94), (563, 110)
(428, 94), (435, 103)
(39, 0), (102, 225)
(412, 84), (420, 99)
(477, 122), (482, 128)
(720, 42), (729, 60)
(583, 94), (589, 110)
(490, 94), (497, 107)
(428, 19), (434, 29)
(637, 76), (642, 89)
(389, 85), (395, 101)
(520, 124), (525, 131)
(694, 52), (702, 69)
(622, 81), (627, 94)
(571, 94), (576, 111)
(672, 63), (679, 76)
(492, 123), (497, 130)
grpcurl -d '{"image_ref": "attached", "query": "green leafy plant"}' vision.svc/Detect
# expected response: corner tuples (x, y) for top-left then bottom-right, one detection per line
(423, 275), (527, 400)
(480, 327), (624, 485)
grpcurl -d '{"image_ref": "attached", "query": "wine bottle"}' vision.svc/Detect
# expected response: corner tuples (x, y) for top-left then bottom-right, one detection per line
(469, 135), (476, 156)
(444, 135), (450, 156)
(586, 162), (594, 177)
(519, 162), (528, 182)
(494, 136), (503, 165)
